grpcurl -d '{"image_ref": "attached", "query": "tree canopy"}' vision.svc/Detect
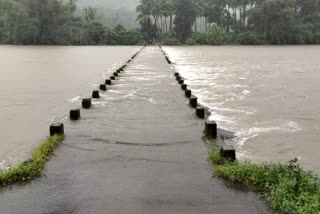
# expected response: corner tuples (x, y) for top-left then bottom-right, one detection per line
(0, 0), (144, 45)
(0, 0), (319, 45)
(136, 0), (320, 45)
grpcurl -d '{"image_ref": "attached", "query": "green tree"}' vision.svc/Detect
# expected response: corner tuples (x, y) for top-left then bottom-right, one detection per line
(207, 24), (224, 44)
(83, 20), (106, 45)
(137, 0), (158, 39)
(174, 0), (197, 41)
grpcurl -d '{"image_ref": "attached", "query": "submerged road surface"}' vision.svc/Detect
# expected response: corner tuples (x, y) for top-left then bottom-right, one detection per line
(0, 47), (270, 214)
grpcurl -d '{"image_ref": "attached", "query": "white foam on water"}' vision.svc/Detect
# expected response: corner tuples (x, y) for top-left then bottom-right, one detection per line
(0, 160), (6, 168)
(197, 99), (207, 107)
(226, 97), (236, 102)
(107, 90), (126, 94)
(131, 77), (152, 81)
(67, 96), (81, 103)
(235, 121), (302, 148)
(92, 101), (109, 106)
(0, 160), (10, 171)
(242, 90), (251, 95)
(236, 150), (251, 159)
(210, 106), (255, 115)
(124, 92), (138, 99)
(61, 116), (69, 122)
(208, 110), (235, 125)
(287, 121), (303, 132)
(100, 94), (116, 100)
(148, 98), (158, 104)
(235, 134), (259, 148)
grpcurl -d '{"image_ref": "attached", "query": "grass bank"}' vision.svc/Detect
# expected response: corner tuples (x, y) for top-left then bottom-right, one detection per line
(205, 137), (320, 214)
(0, 135), (64, 187)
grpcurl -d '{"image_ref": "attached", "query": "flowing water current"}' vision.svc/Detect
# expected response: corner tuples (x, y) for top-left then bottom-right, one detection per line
(0, 45), (320, 175)
(0, 46), (270, 213)
(163, 45), (320, 173)
(0, 46), (141, 169)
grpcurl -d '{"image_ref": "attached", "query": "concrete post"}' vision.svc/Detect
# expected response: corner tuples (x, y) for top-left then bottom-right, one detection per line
(100, 84), (107, 91)
(196, 107), (205, 119)
(185, 89), (192, 98)
(92, 90), (100, 98)
(50, 123), (64, 136)
(181, 84), (187, 91)
(82, 98), (92, 109)
(205, 120), (217, 138)
(189, 95), (198, 108)
(221, 145), (236, 161)
(105, 79), (112, 85)
(70, 109), (80, 120)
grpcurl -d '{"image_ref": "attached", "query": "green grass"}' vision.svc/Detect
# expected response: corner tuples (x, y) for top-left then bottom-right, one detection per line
(205, 137), (320, 214)
(0, 135), (64, 186)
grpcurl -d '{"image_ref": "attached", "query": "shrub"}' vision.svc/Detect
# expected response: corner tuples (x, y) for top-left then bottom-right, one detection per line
(0, 135), (64, 187)
(239, 32), (266, 45)
(205, 137), (320, 213)
(224, 32), (240, 44)
(214, 159), (320, 213)
(118, 29), (143, 45)
(207, 24), (224, 45)
(186, 25), (224, 45)
(160, 35), (181, 45)
(186, 32), (209, 45)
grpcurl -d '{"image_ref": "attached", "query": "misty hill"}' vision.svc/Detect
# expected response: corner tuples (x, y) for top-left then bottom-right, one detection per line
(76, 0), (140, 29)
(77, 0), (139, 10)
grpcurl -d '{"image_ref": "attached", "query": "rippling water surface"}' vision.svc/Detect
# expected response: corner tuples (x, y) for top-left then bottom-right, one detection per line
(164, 45), (320, 173)
(0, 46), (270, 214)
(0, 46), (141, 169)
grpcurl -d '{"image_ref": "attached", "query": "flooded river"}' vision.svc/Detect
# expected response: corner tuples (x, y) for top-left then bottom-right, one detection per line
(164, 45), (320, 173)
(0, 46), (269, 213)
(0, 46), (141, 169)
(1, 45), (320, 175)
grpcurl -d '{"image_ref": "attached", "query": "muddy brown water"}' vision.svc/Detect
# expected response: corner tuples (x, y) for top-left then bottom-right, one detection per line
(163, 45), (320, 174)
(0, 46), (270, 213)
(0, 46), (141, 169)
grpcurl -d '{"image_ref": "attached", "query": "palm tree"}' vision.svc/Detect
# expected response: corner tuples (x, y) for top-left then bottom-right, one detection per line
(166, 0), (175, 31)
(137, 0), (157, 39)
(137, 0), (153, 24)
(160, 0), (170, 33)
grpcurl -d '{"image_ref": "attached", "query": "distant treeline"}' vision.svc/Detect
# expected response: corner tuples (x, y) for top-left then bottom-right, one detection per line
(0, 0), (144, 45)
(137, 0), (320, 45)
(0, 0), (319, 46)
(76, 0), (140, 29)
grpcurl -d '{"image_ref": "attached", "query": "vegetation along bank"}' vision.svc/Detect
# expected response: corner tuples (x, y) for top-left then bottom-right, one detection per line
(0, 0), (319, 45)
(0, 135), (64, 187)
(206, 135), (320, 214)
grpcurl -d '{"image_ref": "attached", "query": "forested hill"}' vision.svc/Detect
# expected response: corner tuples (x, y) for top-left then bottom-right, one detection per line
(76, 0), (140, 29)
(0, 0), (143, 45)
(77, 0), (139, 10)
(0, 0), (319, 45)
